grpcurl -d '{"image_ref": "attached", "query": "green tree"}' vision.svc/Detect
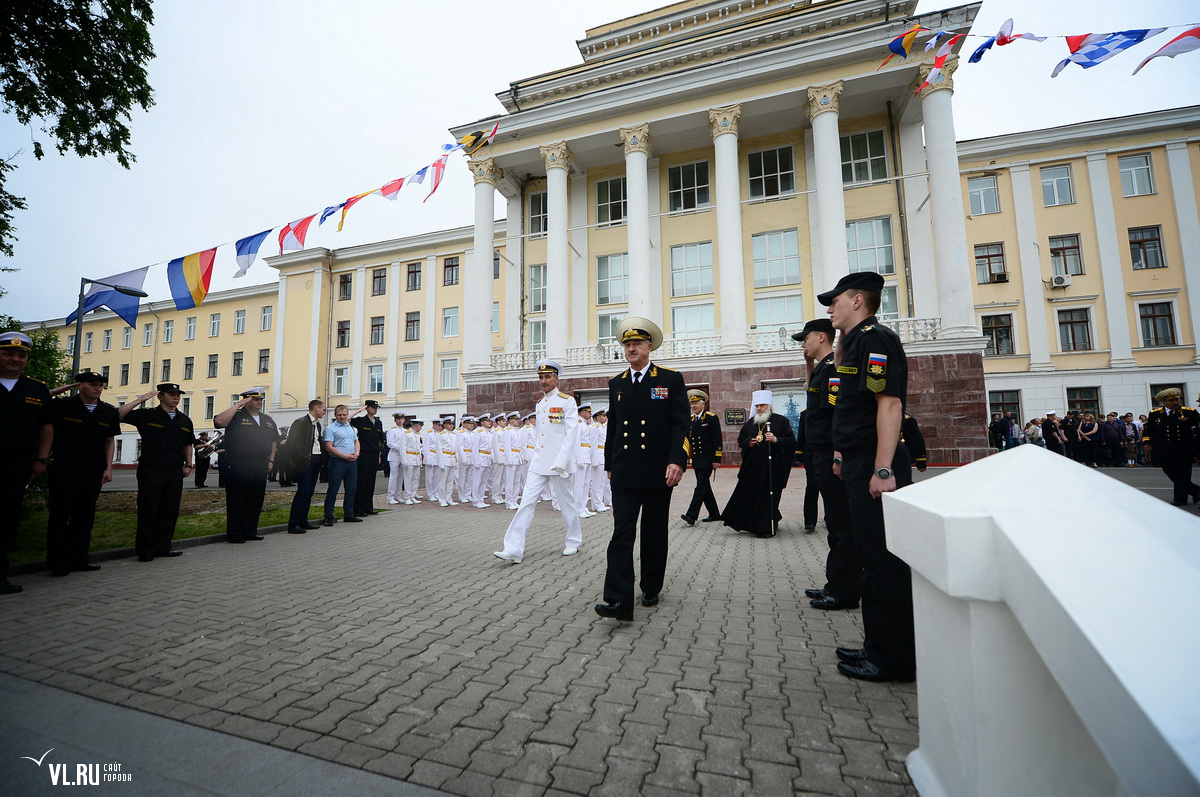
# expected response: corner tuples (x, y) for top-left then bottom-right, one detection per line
(1, 0), (155, 260)
(0, 314), (70, 386)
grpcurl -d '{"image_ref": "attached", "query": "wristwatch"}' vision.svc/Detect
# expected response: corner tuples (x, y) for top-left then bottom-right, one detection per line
(875, 467), (893, 479)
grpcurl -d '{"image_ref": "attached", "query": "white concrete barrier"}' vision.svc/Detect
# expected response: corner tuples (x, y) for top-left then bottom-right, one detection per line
(885, 445), (1200, 797)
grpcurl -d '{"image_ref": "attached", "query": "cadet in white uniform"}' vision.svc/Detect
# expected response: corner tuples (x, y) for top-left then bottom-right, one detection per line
(438, 417), (459, 506)
(494, 359), (582, 563)
(457, 417), (475, 504)
(590, 408), (610, 512)
(402, 419), (424, 503)
(502, 411), (522, 509)
(574, 403), (597, 519)
(385, 413), (405, 504)
(422, 419), (440, 504)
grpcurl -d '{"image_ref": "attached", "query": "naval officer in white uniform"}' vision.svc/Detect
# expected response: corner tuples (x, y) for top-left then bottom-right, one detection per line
(493, 359), (583, 563)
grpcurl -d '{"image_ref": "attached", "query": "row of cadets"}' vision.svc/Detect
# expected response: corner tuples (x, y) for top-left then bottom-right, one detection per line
(494, 411), (519, 509)
(402, 418), (425, 503)
(437, 417), (459, 506)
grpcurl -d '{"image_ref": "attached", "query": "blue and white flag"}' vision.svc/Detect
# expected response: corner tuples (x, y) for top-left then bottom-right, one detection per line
(233, 229), (272, 278)
(64, 266), (150, 328)
(1051, 29), (1166, 77)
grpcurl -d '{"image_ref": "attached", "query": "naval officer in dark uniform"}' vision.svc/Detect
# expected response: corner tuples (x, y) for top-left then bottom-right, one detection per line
(0, 331), (53, 594)
(46, 371), (119, 576)
(1141, 387), (1200, 506)
(214, 387), (279, 543)
(822, 271), (915, 683)
(351, 400), (385, 517)
(120, 382), (194, 561)
(596, 317), (690, 621)
(681, 389), (723, 526)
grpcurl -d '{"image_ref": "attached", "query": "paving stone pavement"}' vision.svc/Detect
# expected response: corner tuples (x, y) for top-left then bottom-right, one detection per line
(1, 471), (920, 796)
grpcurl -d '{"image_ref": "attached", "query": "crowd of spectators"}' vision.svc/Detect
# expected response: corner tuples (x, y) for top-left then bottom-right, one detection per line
(989, 409), (1149, 467)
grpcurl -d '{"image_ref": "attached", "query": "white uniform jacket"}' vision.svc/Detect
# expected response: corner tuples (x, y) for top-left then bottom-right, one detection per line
(530, 391), (579, 476)
(385, 427), (405, 460)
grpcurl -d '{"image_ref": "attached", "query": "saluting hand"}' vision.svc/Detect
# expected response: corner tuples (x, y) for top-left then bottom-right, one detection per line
(49, 382), (80, 396)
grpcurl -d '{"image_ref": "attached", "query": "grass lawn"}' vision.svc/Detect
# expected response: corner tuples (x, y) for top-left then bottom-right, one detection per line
(10, 490), (360, 565)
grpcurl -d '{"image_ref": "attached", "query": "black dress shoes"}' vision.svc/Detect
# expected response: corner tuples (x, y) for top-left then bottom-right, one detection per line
(804, 588), (827, 599)
(810, 596), (859, 610)
(245, 535), (265, 541)
(0, 581), (22, 594)
(835, 647), (869, 663)
(343, 516), (363, 523)
(157, 550), (183, 557)
(138, 555), (154, 563)
(837, 659), (915, 683)
(594, 602), (634, 621)
(300, 522), (319, 530)
(228, 538), (246, 544)
(287, 526), (307, 534)
(640, 593), (659, 607)
(680, 514), (697, 527)
(50, 569), (69, 577)
(701, 516), (722, 522)
(72, 564), (102, 572)
(323, 518), (335, 527)
(360, 510), (379, 516)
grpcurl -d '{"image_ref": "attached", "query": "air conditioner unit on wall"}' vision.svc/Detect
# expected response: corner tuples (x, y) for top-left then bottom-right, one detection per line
(1050, 274), (1072, 288)
(992, 273), (1009, 283)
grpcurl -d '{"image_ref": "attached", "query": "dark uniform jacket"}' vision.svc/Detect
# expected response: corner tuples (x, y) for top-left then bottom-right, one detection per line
(50, 395), (120, 466)
(2, 375), (52, 462)
(286, 415), (323, 468)
(604, 362), (690, 489)
(686, 411), (723, 468)
(1142, 406), (1200, 456)
(351, 415), (385, 458)
(832, 316), (908, 456)
(123, 406), (195, 467)
(901, 414), (927, 470)
(804, 353), (837, 453)
(220, 408), (279, 462)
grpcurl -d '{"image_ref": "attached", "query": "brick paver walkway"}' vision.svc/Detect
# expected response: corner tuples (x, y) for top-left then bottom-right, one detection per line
(0, 473), (918, 796)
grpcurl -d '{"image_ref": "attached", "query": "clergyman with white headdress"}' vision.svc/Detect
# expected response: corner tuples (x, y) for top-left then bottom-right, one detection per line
(721, 389), (795, 539)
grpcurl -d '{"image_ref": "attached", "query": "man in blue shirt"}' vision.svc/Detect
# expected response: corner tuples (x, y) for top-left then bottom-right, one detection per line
(322, 404), (361, 526)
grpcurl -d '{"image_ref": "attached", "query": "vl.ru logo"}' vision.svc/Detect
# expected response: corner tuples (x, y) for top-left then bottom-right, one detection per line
(19, 749), (132, 785)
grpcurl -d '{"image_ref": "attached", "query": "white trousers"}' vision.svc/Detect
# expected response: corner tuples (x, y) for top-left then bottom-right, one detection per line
(516, 463), (529, 498)
(386, 454), (403, 502)
(501, 470), (582, 558)
(402, 464), (421, 500)
(574, 465), (591, 514)
(456, 464), (471, 502)
(470, 465), (487, 503)
(427, 466), (444, 502)
(589, 466), (607, 509)
(503, 465), (518, 505)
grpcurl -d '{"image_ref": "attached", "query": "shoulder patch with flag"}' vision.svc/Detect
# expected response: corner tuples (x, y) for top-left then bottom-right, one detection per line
(866, 354), (888, 393)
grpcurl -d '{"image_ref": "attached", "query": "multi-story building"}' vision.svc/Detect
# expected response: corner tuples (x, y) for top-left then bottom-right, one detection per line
(26, 1), (1200, 464)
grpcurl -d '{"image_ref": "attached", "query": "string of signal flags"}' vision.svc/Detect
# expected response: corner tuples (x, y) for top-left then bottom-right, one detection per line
(65, 124), (500, 329)
(882, 18), (1200, 94)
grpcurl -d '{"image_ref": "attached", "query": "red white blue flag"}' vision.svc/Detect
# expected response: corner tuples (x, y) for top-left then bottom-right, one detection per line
(1133, 26), (1200, 74)
(1051, 29), (1166, 77)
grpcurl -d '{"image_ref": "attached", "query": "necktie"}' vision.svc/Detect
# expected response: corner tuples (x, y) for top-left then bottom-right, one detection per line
(634, 372), (641, 385)
(315, 421), (322, 452)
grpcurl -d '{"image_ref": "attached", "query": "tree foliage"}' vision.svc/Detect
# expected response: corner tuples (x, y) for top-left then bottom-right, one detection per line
(0, 0), (155, 258)
(0, 314), (71, 387)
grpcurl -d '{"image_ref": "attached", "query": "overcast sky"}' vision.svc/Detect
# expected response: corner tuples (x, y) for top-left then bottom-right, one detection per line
(3, 0), (1197, 323)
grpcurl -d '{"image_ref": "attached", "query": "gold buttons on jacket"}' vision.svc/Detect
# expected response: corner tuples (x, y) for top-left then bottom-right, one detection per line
(641, 420), (646, 425)
(624, 420), (628, 425)
(623, 445), (628, 449)
(641, 445), (646, 449)
(641, 432), (646, 437)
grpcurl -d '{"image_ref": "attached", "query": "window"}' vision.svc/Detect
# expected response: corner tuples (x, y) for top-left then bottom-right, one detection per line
(232, 351), (244, 376)
(183, 357), (194, 380)
(115, 439), (123, 462)
(143, 323), (154, 346)
(982, 315), (1014, 355)
(442, 306), (459, 337)
(370, 316), (385, 345)
(181, 397), (190, 416)
(101, 365), (109, 382)
(1129, 226), (1165, 270)
(1139, 303), (1176, 347)
(967, 176), (999, 215)
(338, 273), (352, 300)
(163, 320), (174, 343)
(209, 313), (220, 337)
(122, 327), (132, 349)
(988, 390), (1021, 418)
(846, 218), (896, 275)
(336, 321), (350, 348)
(529, 191), (548, 238)
(367, 364), (384, 393)
(492, 302), (500, 333)
(1049, 234), (1084, 276)
(84, 331), (93, 354)
(1041, 165), (1074, 207)
(529, 320), (546, 351)
(66, 335), (75, 355)
(672, 304), (715, 339)
(402, 362), (420, 392)
(529, 264), (547, 312)
(669, 242), (714, 297)
(598, 312), (627, 344)
(752, 230), (801, 288)
(119, 364), (129, 386)
(596, 177), (627, 226)
(372, 267), (386, 296)
(406, 262), (422, 291)
(204, 396), (215, 420)
(440, 358), (459, 389)
(1057, 308), (1092, 352)
(1066, 387), (1100, 419)
(974, 243), (1008, 284)
(493, 252), (501, 280)
(753, 295), (804, 328)
(840, 131), (887, 184)
(258, 349), (270, 373)
(140, 361), (151, 383)
(597, 254), (629, 305)
(161, 359), (171, 382)
(748, 147), (795, 199)
(102, 329), (112, 351)
(333, 367), (348, 395)
(879, 285), (900, 322)
(185, 317), (196, 340)
(443, 257), (460, 286)
(405, 312), (420, 341)
(667, 161), (711, 212)
(208, 354), (218, 378)
(1118, 153), (1154, 197)
(234, 309), (246, 334)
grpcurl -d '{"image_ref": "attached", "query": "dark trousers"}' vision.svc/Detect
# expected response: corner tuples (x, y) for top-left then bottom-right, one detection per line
(136, 465), (184, 556)
(0, 460), (32, 581)
(353, 455), (380, 516)
(842, 445), (914, 673)
(684, 462), (720, 520)
(46, 462), (104, 570)
(325, 457), (357, 520)
(813, 450), (858, 602)
(1160, 454), (1199, 505)
(802, 458), (819, 528)
(289, 454), (323, 527)
(225, 460), (268, 541)
(194, 458), (210, 487)
(604, 486), (672, 607)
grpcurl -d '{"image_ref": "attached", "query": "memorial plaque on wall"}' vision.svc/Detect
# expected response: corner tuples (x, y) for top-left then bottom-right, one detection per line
(724, 408), (746, 426)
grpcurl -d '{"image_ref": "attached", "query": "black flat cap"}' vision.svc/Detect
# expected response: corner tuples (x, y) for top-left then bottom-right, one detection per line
(792, 318), (835, 341)
(76, 371), (108, 384)
(157, 382), (184, 393)
(817, 272), (885, 306)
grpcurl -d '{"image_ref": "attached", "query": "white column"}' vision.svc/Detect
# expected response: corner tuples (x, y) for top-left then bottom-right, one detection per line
(307, 264), (325, 401)
(350, 265), (366, 400)
(1165, 140), (1200, 363)
(569, 172), (588, 349)
(807, 84), (849, 297)
(271, 272), (287, 408)
(917, 59), (976, 338)
(504, 195), (524, 354)
(540, 142), (571, 361)
(422, 253), (437, 403)
(899, 120), (937, 318)
(466, 158), (500, 374)
(646, 157), (664, 314)
(1008, 164), (1054, 371)
(709, 105), (750, 354)
(1084, 151), (1136, 367)
(385, 258), (401, 400)
(621, 124), (653, 320)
